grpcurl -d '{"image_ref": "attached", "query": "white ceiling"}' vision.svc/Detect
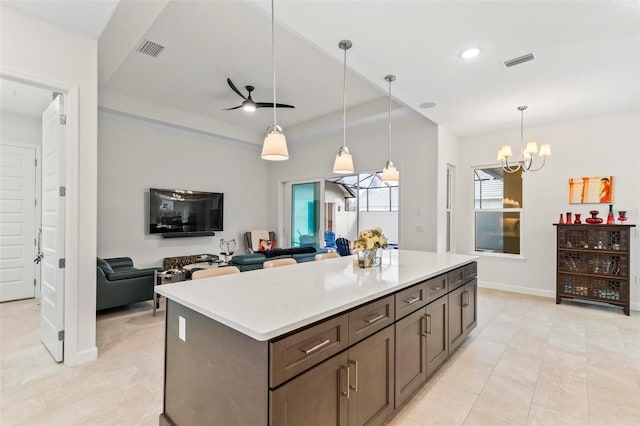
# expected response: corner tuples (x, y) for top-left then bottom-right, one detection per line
(7, 0), (639, 142)
(0, 79), (52, 117)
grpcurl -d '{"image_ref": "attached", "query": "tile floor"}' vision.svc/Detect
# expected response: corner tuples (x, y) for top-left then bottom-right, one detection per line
(1, 289), (639, 426)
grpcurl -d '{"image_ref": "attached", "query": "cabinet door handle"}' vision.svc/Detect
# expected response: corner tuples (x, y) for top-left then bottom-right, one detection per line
(339, 365), (350, 398)
(404, 296), (420, 305)
(431, 286), (442, 292)
(348, 359), (358, 392)
(462, 290), (469, 308)
(300, 338), (331, 354)
(421, 315), (428, 337)
(426, 313), (432, 335)
(365, 313), (385, 324)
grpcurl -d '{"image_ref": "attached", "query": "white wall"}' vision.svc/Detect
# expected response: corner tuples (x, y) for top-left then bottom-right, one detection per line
(268, 109), (438, 251)
(457, 110), (640, 310)
(1, 7), (98, 365)
(0, 111), (42, 146)
(360, 212), (398, 244)
(437, 125), (459, 253)
(97, 116), (270, 267)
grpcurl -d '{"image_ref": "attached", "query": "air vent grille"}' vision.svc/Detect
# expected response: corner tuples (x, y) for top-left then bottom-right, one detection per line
(137, 40), (164, 58)
(503, 53), (535, 68)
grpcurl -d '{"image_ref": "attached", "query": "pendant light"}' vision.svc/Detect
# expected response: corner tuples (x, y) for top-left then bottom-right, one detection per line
(333, 40), (355, 174)
(381, 74), (399, 183)
(261, 0), (289, 161)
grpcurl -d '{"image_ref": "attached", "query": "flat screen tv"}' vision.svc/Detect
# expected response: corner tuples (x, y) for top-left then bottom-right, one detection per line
(149, 188), (223, 236)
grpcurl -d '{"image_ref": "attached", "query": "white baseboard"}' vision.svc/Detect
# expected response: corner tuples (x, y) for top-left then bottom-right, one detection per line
(64, 346), (98, 366)
(478, 280), (555, 299)
(480, 280), (640, 313)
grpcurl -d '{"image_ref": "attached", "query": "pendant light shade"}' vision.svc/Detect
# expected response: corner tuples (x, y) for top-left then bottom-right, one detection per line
(381, 74), (399, 183)
(333, 40), (354, 175)
(261, 0), (289, 161)
(262, 124), (288, 161)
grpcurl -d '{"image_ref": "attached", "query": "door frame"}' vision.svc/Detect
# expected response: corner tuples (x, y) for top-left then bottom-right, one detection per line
(1, 70), (80, 364)
(279, 178), (325, 249)
(0, 142), (42, 297)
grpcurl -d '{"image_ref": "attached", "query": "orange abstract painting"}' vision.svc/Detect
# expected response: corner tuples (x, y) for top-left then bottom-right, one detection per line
(568, 176), (614, 204)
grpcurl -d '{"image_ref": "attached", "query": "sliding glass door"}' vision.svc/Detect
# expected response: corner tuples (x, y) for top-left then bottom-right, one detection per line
(285, 181), (323, 248)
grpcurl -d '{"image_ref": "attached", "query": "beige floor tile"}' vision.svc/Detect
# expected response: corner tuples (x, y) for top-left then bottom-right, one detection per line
(2, 289), (640, 426)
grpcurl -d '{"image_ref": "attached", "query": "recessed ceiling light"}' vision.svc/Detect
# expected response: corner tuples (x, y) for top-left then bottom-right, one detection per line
(419, 102), (437, 109)
(460, 47), (481, 59)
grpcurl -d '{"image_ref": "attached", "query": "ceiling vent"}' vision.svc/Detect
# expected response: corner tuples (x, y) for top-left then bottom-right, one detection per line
(137, 40), (164, 58)
(503, 52), (535, 68)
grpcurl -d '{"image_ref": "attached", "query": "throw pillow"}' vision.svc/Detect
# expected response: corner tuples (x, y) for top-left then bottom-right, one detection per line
(259, 239), (276, 251)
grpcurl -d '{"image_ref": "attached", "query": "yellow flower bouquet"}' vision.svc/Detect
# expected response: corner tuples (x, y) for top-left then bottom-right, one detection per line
(352, 228), (388, 267)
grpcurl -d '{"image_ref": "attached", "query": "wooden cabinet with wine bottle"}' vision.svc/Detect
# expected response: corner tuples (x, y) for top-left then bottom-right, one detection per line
(554, 224), (635, 315)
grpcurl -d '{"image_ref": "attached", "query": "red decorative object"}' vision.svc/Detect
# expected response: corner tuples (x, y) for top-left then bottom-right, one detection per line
(574, 213), (581, 224)
(618, 211), (628, 223)
(566, 212), (572, 224)
(559, 213), (564, 224)
(607, 204), (615, 224)
(586, 210), (603, 224)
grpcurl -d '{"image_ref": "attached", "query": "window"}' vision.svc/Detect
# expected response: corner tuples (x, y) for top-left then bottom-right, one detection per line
(474, 167), (522, 255)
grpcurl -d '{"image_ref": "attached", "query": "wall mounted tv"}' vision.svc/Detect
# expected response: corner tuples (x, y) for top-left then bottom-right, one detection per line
(149, 188), (223, 238)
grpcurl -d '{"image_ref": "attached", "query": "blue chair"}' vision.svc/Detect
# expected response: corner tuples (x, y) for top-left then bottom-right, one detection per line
(335, 238), (351, 256)
(324, 231), (337, 249)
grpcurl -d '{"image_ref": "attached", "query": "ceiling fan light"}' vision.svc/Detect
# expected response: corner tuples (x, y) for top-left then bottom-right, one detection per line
(262, 124), (289, 161)
(243, 102), (257, 112)
(381, 161), (399, 183)
(333, 146), (354, 174)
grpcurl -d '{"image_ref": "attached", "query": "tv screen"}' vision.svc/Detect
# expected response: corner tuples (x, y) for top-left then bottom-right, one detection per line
(149, 188), (223, 234)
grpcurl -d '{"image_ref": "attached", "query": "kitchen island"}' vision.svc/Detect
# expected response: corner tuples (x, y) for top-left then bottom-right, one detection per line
(156, 250), (477, 426)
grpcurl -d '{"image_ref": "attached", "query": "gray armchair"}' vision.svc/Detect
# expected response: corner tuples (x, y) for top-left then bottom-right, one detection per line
(96, 257), (161, 311)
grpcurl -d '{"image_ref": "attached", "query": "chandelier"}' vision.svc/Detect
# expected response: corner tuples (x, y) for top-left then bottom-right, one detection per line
(497, 106), (550, 173)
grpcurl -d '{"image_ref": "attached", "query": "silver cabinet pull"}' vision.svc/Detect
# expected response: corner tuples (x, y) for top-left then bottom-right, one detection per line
(462, 290), (469, 308)
(431, 286), (442, 292)
(300, 338), (331, 354)
(404, 296), (420, 305)
(426, 313), (432, 335)
(421, 315), (428, 337)
(340, 365), (350, 398)
(365, 313), (385, 324)
(348, 359), (358, 391)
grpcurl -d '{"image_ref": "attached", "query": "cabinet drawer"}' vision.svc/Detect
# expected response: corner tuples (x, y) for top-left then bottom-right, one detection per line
(349, 295), (395, 345)
(425, 274), (448, 303)
(464, 262), (477, 281)
(270, 314), (349, 388)
(395, 283), (428, 319)
(448, 267), (464, 290)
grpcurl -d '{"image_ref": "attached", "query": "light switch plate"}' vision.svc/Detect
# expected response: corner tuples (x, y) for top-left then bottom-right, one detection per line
(178, 316), (186, 342)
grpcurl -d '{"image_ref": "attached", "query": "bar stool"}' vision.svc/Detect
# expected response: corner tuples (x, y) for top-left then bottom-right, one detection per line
(263, 258), (297, 268)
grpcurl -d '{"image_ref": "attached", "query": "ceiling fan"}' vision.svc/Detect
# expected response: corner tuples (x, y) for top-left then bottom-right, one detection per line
(224, 78), (295, 112)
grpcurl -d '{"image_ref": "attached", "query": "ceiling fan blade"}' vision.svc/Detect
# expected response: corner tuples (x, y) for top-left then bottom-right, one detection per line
(256, 102), (295, 109)
(223, 105), (243, 110)
(227, 78), (246, 100)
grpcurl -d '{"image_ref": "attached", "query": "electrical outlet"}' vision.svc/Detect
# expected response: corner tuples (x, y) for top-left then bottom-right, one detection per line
(179, 316), (186, 342)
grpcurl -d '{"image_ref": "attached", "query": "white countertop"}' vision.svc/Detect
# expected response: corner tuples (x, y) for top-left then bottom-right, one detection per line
(155, 250), (476, 341)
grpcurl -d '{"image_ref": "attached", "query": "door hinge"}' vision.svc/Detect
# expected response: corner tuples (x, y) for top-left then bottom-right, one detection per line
(59, 186), (66, 197)
(59, 258), (65, 269)
(60, 114), (67, 125)
(35, 198), (37, 206)
(58, 330), (64, 341)
(34, 278), (37, 287)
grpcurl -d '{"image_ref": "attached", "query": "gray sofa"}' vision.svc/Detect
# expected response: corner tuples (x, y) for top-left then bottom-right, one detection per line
(229, 247), (328, 272)
(96, 257), (161, 311)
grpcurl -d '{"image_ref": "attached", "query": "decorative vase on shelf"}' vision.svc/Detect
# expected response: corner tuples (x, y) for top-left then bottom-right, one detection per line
(357, 249), (381, 268)
(566, 212), (572, 224)
(586, 210), (603, 224)
(574, 213), (581, 224)
(607, 204), (615, 224)
(559, 213), (564, 224)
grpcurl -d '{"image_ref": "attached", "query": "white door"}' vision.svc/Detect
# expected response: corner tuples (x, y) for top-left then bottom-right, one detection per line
(0, 145), (37, 301)
(40, 95), (65, 362)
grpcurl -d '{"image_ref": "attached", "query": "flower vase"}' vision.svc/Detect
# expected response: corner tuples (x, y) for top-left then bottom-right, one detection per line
(574, 213), (581, 224)
(358, 249), (381, 268)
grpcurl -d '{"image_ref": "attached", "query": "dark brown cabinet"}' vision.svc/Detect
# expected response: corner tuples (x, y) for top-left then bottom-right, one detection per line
(425, 295), (448, 377)
(271, 326), (394, 426)
(449, 267), (477, 354)
(395, 308), (427, 407)
(555, 224), (634, 315)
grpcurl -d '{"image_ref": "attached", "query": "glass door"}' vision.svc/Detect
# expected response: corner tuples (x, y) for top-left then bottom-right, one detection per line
(290, 181), (323, 248)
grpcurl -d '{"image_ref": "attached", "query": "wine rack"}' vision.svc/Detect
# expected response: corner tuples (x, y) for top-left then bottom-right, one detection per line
(555, 224), (634, 315)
